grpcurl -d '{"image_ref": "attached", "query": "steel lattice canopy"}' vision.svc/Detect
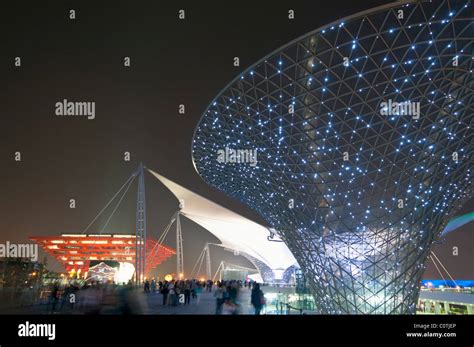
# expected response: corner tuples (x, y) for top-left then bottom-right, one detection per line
(30, 234), (175, 274)
(191, 0), (473, 314)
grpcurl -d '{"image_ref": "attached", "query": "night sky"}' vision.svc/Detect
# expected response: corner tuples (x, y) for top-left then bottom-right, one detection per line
(0, 0), (472, 280)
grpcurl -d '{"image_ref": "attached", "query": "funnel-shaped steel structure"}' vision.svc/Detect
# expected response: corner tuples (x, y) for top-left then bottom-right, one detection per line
(192, 0), (473, 314)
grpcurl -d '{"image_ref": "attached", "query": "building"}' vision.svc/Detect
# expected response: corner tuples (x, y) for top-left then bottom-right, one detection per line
(148, 169), (298, 283)
(418, 288), (474, 315)
(191, 0), (473, 314)
(30, 233), (175, 281)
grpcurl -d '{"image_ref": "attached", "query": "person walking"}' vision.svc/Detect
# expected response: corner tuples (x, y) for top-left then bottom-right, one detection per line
(161, 282), (169, 305)
(168, 282), (176, 306)
(144, 280), (150, 293)
(214, 283), (225, 314)
(251, 283), (265, 315)
(49, 283), (60, 312)
(195, 283), (202, 305)
(221, 298), (237, 315)
(184, 281), (191, 305)
(229, 282), (238, 304)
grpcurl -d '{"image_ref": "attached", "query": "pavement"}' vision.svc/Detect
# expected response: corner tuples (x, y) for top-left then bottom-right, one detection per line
(0, 287), (258, 315)
(143, 288), (255, 315)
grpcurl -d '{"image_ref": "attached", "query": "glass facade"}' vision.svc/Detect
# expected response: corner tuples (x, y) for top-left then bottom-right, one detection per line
(192, 0), (473, 314)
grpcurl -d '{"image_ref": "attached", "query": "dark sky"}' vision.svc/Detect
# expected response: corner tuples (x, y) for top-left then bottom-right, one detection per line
(0, 0), (472, 280)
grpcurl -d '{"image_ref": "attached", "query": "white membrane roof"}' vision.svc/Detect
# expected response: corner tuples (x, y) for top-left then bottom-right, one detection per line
(148, 169), (297, 270)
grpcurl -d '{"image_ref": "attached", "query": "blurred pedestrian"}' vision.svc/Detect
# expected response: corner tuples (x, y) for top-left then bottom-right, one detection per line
(251, 283), (265, 315)
(221, 298), (237, 315)
(195, 283), (202, 304)
(144, 280), (150, 293)
(184, 281), (191, 305)
(214, 283), (225, 314)
(161, 282), (169, 305)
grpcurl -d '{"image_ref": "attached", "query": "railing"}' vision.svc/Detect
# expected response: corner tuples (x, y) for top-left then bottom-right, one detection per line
(278, 302), (303, 315)
(420, 287), (474, 294)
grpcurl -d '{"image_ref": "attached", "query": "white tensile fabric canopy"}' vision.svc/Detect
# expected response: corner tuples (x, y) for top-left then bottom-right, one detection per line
(147, 169), (297, 272)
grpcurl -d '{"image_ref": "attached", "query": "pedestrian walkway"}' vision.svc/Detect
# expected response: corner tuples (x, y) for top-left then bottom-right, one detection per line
(2, 286), (260, 315)
(144, 289), (254, 314)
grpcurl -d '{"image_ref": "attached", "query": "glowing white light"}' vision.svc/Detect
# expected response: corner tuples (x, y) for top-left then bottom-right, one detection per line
(114, 262), (135, 284)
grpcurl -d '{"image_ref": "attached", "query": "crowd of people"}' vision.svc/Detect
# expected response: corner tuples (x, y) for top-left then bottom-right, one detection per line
(45, 280), (147, 314)
(212, 280), (265, 315)
(145, 279), (211, 306)
(39, 277), (267, 315)
(142, 278), (266, 314)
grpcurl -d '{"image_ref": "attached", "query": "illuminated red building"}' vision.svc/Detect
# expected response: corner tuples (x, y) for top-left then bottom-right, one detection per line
(30, 233), (175, 277)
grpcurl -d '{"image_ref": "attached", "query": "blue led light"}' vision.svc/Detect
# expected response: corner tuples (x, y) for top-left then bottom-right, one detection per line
(193, 0), (473, 315)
